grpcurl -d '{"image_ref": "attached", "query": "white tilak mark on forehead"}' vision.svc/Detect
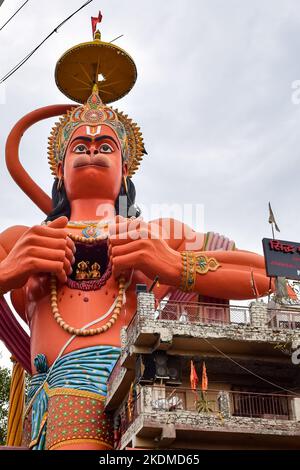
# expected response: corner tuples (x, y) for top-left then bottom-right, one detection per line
(86, 125), (101, 136)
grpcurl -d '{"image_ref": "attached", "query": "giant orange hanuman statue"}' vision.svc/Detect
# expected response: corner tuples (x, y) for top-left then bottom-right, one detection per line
(0, 25), (272, 450)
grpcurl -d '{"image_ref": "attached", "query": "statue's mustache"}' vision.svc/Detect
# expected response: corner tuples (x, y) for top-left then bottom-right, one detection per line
(73, 155), (111, 169)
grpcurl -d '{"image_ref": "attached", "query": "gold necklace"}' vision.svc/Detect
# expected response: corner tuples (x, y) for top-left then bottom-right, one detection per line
(51, 233), (124, 336)
(67, 220), (111, 239)
(67, 232), (108, 243)
(66, 219), (111, 227)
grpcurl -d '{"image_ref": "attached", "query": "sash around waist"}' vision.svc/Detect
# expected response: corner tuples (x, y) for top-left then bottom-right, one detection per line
(28, 345), (121, 401)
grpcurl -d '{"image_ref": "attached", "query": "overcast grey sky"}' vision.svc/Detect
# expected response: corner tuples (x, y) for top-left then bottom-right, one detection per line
(1, 0), (300, 364)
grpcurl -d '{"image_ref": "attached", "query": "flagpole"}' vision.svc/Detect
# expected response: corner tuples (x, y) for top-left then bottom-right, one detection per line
(268, 203), (277, 304)
(267, 226), (273, 304)
(269, 221), (276, 302)
(271, 222), (275, 240)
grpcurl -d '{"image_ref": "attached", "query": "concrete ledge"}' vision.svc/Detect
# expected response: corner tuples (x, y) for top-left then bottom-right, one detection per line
(119, 411), (300, 449)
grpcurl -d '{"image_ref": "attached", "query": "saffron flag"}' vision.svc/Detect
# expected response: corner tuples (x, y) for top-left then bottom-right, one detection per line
(127, 382), (134, 421)
(91, 11), (103, 36)
(190, 360), (199, 392)
(201, 361), (208, 391)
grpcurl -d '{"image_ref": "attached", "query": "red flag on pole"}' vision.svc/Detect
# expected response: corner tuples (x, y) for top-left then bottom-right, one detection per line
(201, 361), (208, 391)
(190, 360), (199, 392)
(91, 11), (102, 37)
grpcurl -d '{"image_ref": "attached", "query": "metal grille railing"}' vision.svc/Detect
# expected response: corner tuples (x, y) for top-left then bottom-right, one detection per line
(148, 387), (293, 419)
(267, 308), (300, 330)
(231, 390), (292, 419)
(156, 301), (250, 326)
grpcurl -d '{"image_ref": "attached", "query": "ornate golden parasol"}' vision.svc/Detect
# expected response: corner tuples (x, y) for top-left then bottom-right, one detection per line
(55, 30), (137, 105)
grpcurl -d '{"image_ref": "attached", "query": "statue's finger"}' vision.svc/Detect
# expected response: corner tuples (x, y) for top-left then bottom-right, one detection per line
(109, 228), (142, 244)
(111, 239), (145, 257)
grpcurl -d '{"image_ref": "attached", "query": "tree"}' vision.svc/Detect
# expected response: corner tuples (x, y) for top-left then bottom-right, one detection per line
(0, 367), (11, 445)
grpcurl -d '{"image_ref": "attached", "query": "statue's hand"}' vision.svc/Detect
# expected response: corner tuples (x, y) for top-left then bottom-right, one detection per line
(0, 217), (75, 291)
(109, 216), (181, 286)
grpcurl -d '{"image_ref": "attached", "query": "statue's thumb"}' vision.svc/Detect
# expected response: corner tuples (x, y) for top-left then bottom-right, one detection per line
(47, 216), (69, 229)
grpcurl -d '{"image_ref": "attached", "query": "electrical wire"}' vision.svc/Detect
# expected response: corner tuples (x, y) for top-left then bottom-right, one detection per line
(200, 335), (299, 396)
(0, 0), (94, 84)
(0, 0), (29, 32)
(109, 34), (124, 43)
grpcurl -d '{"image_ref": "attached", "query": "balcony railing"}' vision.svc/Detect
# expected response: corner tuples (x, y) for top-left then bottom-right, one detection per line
(107, 355), (122, 396)
(150, 387), (220, 413)
(156, 300), (250, 326)
(115, 391), (141, 448)
(124, 313), (139, 353)
(115, 386), (297, 442)
(231, 390), (292, 420)
(267, 308), (300, 330)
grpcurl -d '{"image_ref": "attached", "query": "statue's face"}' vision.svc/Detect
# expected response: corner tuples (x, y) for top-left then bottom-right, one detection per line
(62, 124), (124, 203)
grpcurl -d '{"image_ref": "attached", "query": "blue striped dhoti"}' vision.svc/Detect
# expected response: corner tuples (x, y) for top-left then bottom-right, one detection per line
(25, 345), (120, 450)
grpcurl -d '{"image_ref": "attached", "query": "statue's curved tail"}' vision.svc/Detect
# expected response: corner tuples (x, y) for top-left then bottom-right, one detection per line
(5, 104), (74, 214)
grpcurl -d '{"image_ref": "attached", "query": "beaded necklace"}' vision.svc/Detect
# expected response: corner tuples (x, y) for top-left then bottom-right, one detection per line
(51, 232), (124, 336)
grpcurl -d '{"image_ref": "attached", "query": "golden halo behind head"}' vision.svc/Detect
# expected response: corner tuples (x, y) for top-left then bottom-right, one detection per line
(55, 31), (137, 105)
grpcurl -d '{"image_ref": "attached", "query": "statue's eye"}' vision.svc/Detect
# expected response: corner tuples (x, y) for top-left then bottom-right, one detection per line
(99, 143), (113, 153)
(73, 144), (88, 153)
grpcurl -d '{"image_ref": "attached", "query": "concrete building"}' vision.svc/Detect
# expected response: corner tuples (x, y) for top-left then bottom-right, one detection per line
(105, 292), (300, 449)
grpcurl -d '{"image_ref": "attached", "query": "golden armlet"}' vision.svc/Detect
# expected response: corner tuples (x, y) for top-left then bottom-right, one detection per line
(180, 252), (221, 292)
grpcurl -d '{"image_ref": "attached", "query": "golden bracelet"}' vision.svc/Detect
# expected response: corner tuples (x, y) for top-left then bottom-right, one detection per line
(180, 251), (221, 292)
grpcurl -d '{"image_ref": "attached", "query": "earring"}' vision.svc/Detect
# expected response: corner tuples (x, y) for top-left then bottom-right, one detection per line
(123, 175), (128, 195)
(57, 177), (64, 191)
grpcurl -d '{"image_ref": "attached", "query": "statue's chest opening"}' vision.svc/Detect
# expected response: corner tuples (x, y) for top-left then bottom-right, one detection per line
(68, 239), (111, 291)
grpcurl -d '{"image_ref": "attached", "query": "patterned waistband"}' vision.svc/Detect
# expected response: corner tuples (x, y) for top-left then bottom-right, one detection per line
(28, 345), (121, 402)
(27, 345), (120, 450)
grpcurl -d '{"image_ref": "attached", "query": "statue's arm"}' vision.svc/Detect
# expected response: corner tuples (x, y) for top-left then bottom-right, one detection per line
(110, 216), (272, 300)
(0, 225), (29, 291)
(179, 246), (272, 299)
(159, 218), (272, 299)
